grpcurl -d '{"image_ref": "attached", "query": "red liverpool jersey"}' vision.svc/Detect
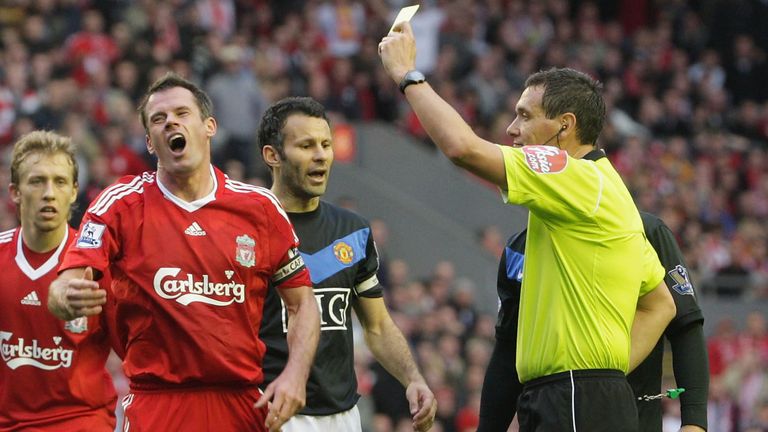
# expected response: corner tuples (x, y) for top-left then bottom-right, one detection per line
(0, 227), (116, 431)
(60, 166), (310, 389)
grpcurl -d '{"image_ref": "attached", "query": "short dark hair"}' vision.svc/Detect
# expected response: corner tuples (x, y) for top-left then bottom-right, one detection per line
(524, 68), (605, 145)
(138, 72), (213, 132)
(257, 96), (329, 158)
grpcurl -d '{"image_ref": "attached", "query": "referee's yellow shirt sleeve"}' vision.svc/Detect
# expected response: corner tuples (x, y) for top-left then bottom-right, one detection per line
(640, 236), (666, 296)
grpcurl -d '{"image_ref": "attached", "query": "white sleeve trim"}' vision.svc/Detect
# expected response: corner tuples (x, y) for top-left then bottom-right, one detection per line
(355, 274), (379, 295)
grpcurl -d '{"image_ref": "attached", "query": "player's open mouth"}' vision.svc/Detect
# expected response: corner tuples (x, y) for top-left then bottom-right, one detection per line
(40, 206), (57, 217)
(169, 133), (187, 153)
(307, 169), (326, 182)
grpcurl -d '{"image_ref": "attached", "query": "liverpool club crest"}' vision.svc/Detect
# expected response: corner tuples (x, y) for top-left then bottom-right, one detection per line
(235, 235), (256, 268)
(64, 317), (88, 334)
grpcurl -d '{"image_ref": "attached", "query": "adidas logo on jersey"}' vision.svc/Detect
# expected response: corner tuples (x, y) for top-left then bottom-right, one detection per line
(184, 222), (207, 236)
(20, 291), (41, 306)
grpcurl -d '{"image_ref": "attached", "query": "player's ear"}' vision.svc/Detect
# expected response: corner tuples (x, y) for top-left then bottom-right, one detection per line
(146, 135), (155, 155)
(262, 145), (281, 169)
(204, 116), (217, 138)
(560, 113), (576, 137)
(9, 183), (20, 206)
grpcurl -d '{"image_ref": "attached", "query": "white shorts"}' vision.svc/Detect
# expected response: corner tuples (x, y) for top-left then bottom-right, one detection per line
(281, 405), (361, 432)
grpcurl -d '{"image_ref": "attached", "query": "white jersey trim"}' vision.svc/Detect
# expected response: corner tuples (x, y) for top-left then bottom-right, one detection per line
(156, 165), (218, 212)
(89, 174), (152, 216)
(570, 370), (577, 432)
(122, 393), (134, 432)
(15, 228), (69, 281)
(0, 228), (14, 243)
(224, 179), (298, 243)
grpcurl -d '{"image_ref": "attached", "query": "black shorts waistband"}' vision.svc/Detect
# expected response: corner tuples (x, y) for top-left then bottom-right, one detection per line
(523, 369), (625, 389)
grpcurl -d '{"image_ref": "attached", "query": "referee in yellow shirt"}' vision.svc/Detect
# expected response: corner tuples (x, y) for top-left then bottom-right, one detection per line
(379, 23), (677, 431)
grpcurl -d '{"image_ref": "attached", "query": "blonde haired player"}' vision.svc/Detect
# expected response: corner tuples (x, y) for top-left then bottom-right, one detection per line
(0, 131), (117, 431)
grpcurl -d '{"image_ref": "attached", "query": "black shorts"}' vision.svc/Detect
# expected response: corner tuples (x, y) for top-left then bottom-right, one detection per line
(518, 369), (638, 432)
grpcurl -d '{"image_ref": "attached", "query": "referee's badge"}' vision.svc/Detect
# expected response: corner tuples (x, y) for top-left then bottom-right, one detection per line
(235, 235), (256, 268)
(333, 241), (354, 265)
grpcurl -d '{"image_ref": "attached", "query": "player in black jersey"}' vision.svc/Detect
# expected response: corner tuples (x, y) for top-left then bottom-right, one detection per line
(257, 97), (437, 432)
(477, 212), (709, 432)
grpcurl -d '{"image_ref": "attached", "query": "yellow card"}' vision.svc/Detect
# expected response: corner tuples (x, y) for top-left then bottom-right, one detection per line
(389, 5), (420, 33)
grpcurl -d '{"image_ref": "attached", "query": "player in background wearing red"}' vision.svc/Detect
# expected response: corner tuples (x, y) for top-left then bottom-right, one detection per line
(48, 73), (320, 432)
(0, 131), (116, 431)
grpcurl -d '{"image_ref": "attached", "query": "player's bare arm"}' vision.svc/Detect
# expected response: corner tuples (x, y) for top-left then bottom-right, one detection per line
(256, 284), (319, 432)
(378, 21), (506, 189)
(629, 280), (676, 372)
(48, 266), (106, 321)
(354, 297), (437, 432)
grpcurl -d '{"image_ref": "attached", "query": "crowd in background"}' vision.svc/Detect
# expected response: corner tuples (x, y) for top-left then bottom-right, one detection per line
(1, 0), (767, 431)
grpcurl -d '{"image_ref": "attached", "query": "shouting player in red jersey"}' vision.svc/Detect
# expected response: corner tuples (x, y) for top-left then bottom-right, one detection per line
(48, 73), (320, 432)
(0, 131), (117, 431)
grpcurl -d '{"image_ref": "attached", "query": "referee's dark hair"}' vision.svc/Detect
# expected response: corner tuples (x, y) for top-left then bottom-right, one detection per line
(525, 67), (605, 146)
(257, 96), (329, 160)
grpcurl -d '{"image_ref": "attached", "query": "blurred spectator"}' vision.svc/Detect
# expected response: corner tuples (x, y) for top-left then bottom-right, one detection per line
(205, 43), (267, 179)
(316, 0), (365, 57)
(689, 49), (726, 95)
(725, 35), (767, 105)
(100, 122), (150, 178)
(740, 313), (768, 364)
(708, 375), (741, 432)
(723, 347), (767, 424)
(705, 314), (768, 431)
(451, 278), (478, 332)
(744, 400), (768, 431)
(196, 0), (236, 39)
(64, 9), (119, 87)
(454, 390), (480, 432)
(407, 2), (445, 75)
(370, 361), (411, 429)
(476, 224), (504, 258)
(709, 318), (743, 378)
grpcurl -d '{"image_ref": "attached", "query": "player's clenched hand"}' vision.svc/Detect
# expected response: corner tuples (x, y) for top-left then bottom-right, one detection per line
(48, 267), (105, 321)
(254, 370), (306, 432)
(406, 380), (437, 432)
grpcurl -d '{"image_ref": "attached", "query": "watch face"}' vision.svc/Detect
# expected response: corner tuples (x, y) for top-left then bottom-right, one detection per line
(407, 71), (425, 82)
(400, 70), (426, 93)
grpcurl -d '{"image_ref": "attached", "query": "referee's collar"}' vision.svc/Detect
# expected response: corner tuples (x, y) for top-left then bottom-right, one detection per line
(582, 148), (606, 161)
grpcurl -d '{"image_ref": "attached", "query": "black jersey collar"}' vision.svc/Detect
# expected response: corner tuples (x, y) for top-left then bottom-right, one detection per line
(582, 148), (606, 161)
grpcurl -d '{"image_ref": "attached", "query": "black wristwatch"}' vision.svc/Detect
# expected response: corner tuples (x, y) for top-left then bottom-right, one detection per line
(399, 70), (426, 94)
